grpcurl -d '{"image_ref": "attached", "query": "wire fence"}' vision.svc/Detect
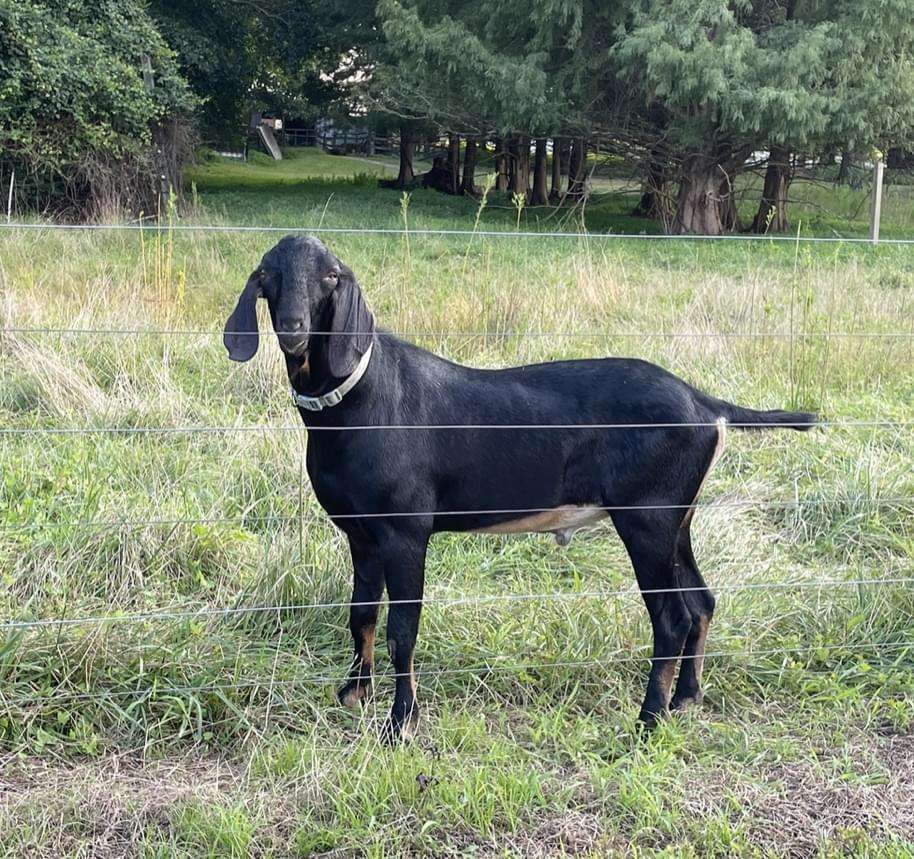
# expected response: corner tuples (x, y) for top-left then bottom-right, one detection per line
(3, 574), (912, 633)
(5, 220), (914, 244)
(0, 419), (910, 436)
(3, 326), (913, 339)
(1, 225), (913, 720)
(4, 641), (912, 712)
(2, 497), (911, 536)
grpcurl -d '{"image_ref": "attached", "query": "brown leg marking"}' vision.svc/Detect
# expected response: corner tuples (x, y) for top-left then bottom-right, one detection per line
(689, 616), (709, 687)
(655, 659), (678, 709)
(408, 654), (417, 696)
(361, 626), (376, 666)
(341, 624), (376, 710)
(639, 657), (679, 728)
(672, 615), (710, 711)
(398, 654), (420, 741)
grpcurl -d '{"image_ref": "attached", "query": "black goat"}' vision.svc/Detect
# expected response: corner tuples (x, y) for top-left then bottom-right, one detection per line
(224, 235), (816, 741)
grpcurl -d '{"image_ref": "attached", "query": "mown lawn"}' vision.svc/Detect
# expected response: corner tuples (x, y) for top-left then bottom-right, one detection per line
(186, 145), (914, 239)
(0, 148), (912, 857)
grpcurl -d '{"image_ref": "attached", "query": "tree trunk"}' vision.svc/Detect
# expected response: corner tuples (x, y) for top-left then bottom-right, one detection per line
(495, 137), (509, 192)
(447, 133), (460, 195)
(672, 156), (731, 235)
(718, 174), (740, 232)
(836, 149), (853, 184)
(460, 136), (478, 195)
(567, 137), (586, 198)
(750, 146), (791, 233)
(550, 137), (563, 198)
(531, 138), (549, 205)
(393, 123), (415, 189)
(818, 145), (836, 167)
(509, 134), (531, 199)
(632, 153), (668, 221)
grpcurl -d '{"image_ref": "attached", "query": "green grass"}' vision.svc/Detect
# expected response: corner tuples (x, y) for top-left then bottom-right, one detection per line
(182, 145), (914, 240)
(0, 147), (912, 856)
(189, 147), (397, 188)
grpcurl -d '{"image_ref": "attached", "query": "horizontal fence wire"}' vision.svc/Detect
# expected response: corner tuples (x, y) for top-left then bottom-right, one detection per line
(3, 326), (914, 339)
(4, 641), (912, 709)
(5, 221), (914, 244)
(0, 420), (910, 436)
(2, 575), (912, 632)
(1, 497), (910, 535)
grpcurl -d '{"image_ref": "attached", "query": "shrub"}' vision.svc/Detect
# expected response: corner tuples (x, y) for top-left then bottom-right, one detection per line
(0, 0), (195, 219)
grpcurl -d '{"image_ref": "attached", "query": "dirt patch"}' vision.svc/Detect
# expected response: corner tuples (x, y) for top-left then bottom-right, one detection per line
(1, 731), (912, 857)
(683, 731), (914, 857)
(522, 809), (616, 856)
(0, 752), (275, 857)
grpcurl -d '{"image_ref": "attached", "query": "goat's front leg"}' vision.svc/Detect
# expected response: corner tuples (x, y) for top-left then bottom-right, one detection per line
(338, 540), (385, 709)
(381, 529), (429, 743)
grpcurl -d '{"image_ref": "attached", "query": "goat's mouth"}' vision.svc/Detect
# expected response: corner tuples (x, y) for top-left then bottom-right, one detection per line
(277, 331), (309, 356)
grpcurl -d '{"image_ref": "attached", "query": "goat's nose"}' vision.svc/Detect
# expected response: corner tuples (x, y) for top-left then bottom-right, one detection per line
(279, 317), (304, 332)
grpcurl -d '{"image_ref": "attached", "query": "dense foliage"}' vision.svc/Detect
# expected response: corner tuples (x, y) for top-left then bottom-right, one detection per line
(3, 0), (914, 230)
(611, 0), (914, 231)
(0, 0), (193, 216)
(148, 0), (376, 145)
(375, 0), (914, 232)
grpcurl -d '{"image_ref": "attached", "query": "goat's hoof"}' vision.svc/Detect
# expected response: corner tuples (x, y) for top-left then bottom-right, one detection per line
(381, 704), (420, 745)
(338, 680), (372, 710)
(670, 690), (703, 712)
(636, 706), (668, 731)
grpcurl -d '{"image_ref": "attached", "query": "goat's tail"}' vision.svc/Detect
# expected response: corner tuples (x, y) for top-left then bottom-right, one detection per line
(696, 392), (818, 432)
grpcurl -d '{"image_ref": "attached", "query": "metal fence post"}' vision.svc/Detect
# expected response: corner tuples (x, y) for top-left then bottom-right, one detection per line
(6, 169), (13, 222)
(870, 154), (884, 245)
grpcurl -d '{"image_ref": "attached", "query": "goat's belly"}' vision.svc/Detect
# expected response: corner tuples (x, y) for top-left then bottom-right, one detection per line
(471, 505), (607, 545)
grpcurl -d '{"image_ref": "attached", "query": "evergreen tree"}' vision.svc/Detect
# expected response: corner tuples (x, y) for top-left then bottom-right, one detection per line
(378, 0), (914, 231)
(612, 0), (914, 233)
(375, 0), (585, 198)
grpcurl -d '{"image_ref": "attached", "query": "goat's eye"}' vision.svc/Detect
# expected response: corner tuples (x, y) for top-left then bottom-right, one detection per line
(324, 271), (339, 285)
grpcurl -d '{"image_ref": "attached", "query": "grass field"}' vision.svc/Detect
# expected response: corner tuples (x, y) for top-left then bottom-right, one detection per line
(0, 147), (913, 856)
(186, 147), (914, 238)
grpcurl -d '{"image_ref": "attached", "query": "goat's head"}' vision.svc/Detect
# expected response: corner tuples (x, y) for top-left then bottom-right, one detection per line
(223, 235), (374, 378)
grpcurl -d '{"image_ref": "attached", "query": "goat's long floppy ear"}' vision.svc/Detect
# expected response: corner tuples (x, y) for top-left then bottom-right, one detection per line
(223, 271), (262, 362)
(328, 264), (375, 377)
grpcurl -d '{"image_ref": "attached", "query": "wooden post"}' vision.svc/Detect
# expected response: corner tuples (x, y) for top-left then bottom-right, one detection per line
(6, 169), (13, 222)
(870, 155), (884, 245)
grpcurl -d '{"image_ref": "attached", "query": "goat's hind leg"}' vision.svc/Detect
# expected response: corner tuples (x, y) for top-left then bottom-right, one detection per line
(613, 510), (693, 727)
(670, 526), (715, 712)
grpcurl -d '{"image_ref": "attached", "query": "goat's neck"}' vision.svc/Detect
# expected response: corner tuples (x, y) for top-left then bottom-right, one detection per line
(285, 334), (333, 397)
(284, 332), (377, 402)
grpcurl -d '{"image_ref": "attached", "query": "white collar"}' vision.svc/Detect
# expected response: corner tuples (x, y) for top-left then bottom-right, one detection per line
(290, 342), (373, 412)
